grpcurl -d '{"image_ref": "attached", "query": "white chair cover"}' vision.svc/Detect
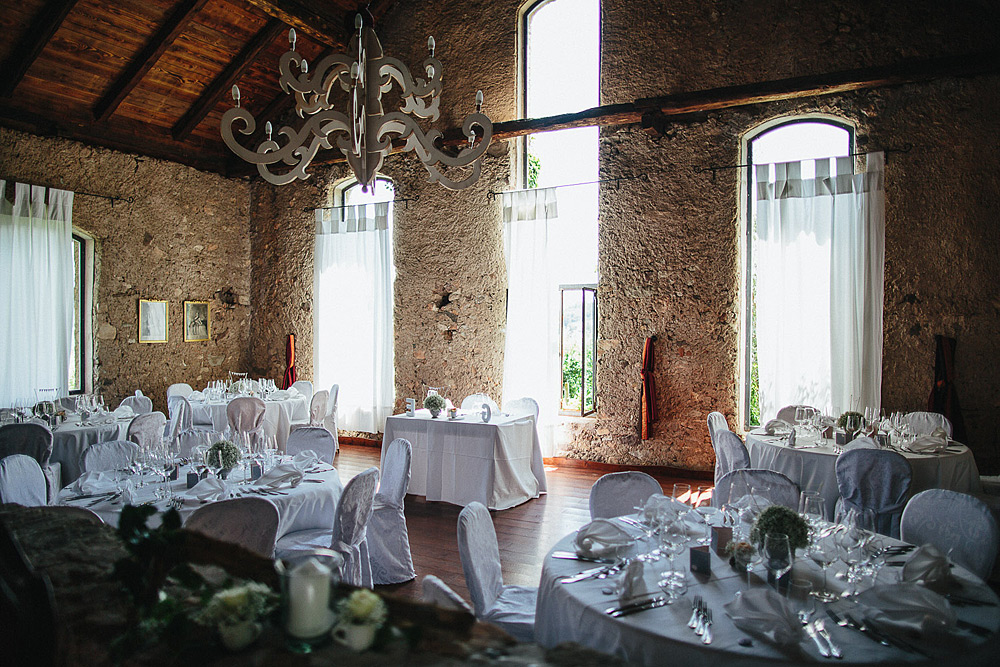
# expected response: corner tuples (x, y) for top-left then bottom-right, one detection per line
(226, 397), (266, 447)
(901, 489), (1000, 580)
(0, 454), (47, 506)
(185, 497), (280, 558)
(119, 391), (153, 415)
(843, 436), (879, 451)
(457, 501), (536, 641)
(166, 396), (194, 446)
(175, 429), (223, 458)
(0, 422), (60, 502)
(421, 575), (474, 614)
(167, 383), (194, 400)
(286, 427), (336, 464)
(588, 471), (663, 519)
(504, 397), (539, 419)
(81, 440), (138, 473)
(309, 390), (329, 426)
(369, 438), (415, 584)
(324, 384), (339, 451)
(836, 449), (912, 538)
(713, 469), (800, 510)
(706, 411), (730, 482)
(461, 393), (500, 413)
(127, 411), (166, 452)
(904, 411), (953, 438)
(333, 467), (379, 587)
(714, 430), (751, 486)
(776, 404), (816, 424)
(291, 380), (313, 402)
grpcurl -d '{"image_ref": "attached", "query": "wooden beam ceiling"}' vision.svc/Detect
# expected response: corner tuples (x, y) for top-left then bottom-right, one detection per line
(242, 0), (349, 49)
(0, 0), (81, 98)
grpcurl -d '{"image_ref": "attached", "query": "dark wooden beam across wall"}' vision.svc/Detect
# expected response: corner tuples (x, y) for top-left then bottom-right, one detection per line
(0, 0), (81, 98)
(242, 0), (348, 49)
(171, 18), (285, 142)
(93, 0), (210, 122)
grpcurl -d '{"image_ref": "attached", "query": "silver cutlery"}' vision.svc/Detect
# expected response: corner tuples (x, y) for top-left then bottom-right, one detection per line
(804, 621), (831, 658)
(815, 619), (841, 659)
(701, 608), (713, 645)
(87, 491), (121, 507)
(607, 596), (669, 617)
(560, 566), (610, 584)
(694, 599), (707, 636)
(827, 610), (887, 647)
(688, 595), (702, 629)
(617, 516), (642, 528)
(551, 550), (615, 564)
(843, 611), (927, 657)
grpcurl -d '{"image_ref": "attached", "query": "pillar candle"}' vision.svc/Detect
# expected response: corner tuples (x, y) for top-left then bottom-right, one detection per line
(285, 557), (334, 638)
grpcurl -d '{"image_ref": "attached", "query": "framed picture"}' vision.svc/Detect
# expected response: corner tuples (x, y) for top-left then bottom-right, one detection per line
(184, 301), (211, 342)
(138, 299), (168, 343)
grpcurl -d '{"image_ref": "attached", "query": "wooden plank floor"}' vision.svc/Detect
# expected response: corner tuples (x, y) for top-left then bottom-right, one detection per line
(334, 444), (706, 603)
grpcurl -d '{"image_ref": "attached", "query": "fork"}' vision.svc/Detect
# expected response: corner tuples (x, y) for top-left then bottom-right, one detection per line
(816, 619), (842, 659)
(701, 608), (713, 645)
(694, 599), (707, 636)
(688, 595), (702, 629)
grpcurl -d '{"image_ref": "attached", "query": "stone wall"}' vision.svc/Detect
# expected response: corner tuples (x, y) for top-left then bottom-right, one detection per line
(0, 128), (252, 413)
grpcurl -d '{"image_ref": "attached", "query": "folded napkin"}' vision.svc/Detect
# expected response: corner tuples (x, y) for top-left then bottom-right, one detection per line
(113, 404), (134, 419)
(723, 588), (805, 647)
(286, 386), (301, 397)
(574, 518), (633, 560)
(255, 463), (304, 489)
(856, 582), (956, 636)
(901, 544), (953, 587)
(764, 419), (794, 436)
(66, 470), (117, 495)
(182, 477), (231, 502)
(188, 391), (206, 402)
(641, 494), (688, 524)
(843, 436), (879, 451)
(617, 560), (651, 603)
(905, 428), (949, 453)
(268, 390), (291, 401)
(292, 450), (322, 471)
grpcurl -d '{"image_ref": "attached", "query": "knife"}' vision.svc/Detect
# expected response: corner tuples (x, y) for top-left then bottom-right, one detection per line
(804, 621), (831, 658)
(559, 566), (610, 584)
(843, 612), (927, 657)
(606, 596), (668, 617)
(827, 610), (887, 647)
(551, 550), (615, 564)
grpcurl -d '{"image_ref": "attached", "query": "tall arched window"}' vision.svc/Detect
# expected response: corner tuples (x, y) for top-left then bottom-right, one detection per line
(314, 177), (395, 432)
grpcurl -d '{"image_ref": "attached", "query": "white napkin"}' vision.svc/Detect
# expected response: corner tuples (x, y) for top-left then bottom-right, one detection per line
(723, 588), (805, 647)
(641, 494), (687, 523)
(574, 519), (633, 559)
(66, 470), (117, 495)
(292, 450), (321, 471)
(856, 582), (956, 635)
(269, 390), (291, 400)
(617, 560), (651, 603)
(121, 479), (137, 506)
(286, 386), (302, 397)
(764, 419), (794, 436)
(182, 477), (231, 502)
(905, 428), (949, 453)
(188, 391), (207, 402)
(113, 404), (134, 419)
(255, 463), (304, 489)
(901, 544), (953, 586)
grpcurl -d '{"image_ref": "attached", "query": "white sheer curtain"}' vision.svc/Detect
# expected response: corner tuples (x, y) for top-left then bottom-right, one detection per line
(755, 152), (884, 418)
(314, 200), (394, 432)
(0, 181), (74, 407)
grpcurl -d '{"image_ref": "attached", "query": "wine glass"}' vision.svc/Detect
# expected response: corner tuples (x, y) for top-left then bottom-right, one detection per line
(732, 542), (761, 590)
(658, 517), (688, 579)
(659, 565), (689, 603)
(763, 533), (793, 590)
(789, 579), (815, 622)
(809, 529), (839, 602)
(672, 482), (692, 508)
(799, 493), (827, 540)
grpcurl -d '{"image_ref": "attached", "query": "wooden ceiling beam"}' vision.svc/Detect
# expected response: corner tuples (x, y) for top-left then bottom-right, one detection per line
(93, 0), (210, 122)
(240, 0), (349, 49)
(171, 17), (285, 142)
(0, 0), (81, 98)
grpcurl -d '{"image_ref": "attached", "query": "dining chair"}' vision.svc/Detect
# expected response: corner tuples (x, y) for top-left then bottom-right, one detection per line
(226, 397), (266, 447)
(166, 383), (194, 400)
(80, 440), (138, 473)
(457, 501), (536, 641)
(165, 396), (194, 447)
(588, 471), (663, 519)
(504, 397), (539, 420)
(286, 427), (336, 464)
(835, 449), (912, 538)
(460, 393), (499, 413)
(0, 454), (48, 506)
(713, 430), (751, 486)
(275, 467), (380, 587)
(185, 497), (280, 558)
(903, 411), (953, 438)
(290, 390), (328, 432)
(421, 575), (474, 614)
(776, 404), (817, 425)
(175, 429), (224, 459)
(127, 412), (166, 452)
(369, 438), (415, 585)
(290, 380), (313, 403)
(324, 384), (339, 451)
(706, 411), (731, 482)
(713, 469), (800, 511)
(901, 489), (999, 580)
(118, 391), (152, 415)
(0, 422), (60, 502)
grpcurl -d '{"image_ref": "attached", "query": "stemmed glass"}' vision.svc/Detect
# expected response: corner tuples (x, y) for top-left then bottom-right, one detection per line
(672, 483), (692, 507)
(799, 493), (827, 541)
(661, 566), (689, 604)
(809, 528), (839, 602)
(657, 517), (688, 588)
(762, 533), (793, 591)
(789, 579), (815, 622)
(733, 541), (761, 590)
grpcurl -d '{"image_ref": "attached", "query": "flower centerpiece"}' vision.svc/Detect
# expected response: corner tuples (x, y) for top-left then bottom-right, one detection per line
(725, 539), (757, 570)
(333, 589), (388, 652)
(206, 440), (241, 477)
(423, 394), (446, 418)
(749, 505), (810, 551)
(837, 410), (865, 430)
(195, 581), (278, 651)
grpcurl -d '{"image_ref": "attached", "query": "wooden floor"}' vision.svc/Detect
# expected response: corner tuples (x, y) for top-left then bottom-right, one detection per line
(334, 444), (704, 603)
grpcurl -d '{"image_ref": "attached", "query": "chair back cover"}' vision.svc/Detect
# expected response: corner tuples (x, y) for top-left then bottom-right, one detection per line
(81, 440), (138, 473)
(286, 427), (336, 463)
(706, 411), (731, 481)
(461, 393), (499, 413)
(0, 422), (54, 466)
(714, 430), (751, 486)
(226, 397), (266, 435)
(421, 575), (474, 614)
(166, 383), (194, 400)
(843, 436), (879, 451)
(457, 501), (504, 616)
(308, 390), (329, 426)
(588, 471), (663, 519)
(713, 469), (800, 510)
(776, 404), (816, 424)
(369, 439), (415, 584)
(836, 449), (912, 537)
(324, 384), (339, 442)
(504, 397), (539, 420)
(291, 380), (313, 402)
(901, 489), (1000, 580)
(119, 392), (153, 415)
(332, 467), (379, 586)
(377, 438), (411, 509)
(185, 497), (280, 558)
(166, 396), (194, 445)
(175, 430), (223, 458)
(127, 412), (166, 452)
(0, 454), (47, 506)
(904, 411), (953, 438)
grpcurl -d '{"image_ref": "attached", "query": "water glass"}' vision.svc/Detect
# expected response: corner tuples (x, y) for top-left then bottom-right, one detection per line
(763, 533), (793, 588)
(788, 579), (815, 620)
(659, 565), (689, 603)
(672, 482), (692, 507)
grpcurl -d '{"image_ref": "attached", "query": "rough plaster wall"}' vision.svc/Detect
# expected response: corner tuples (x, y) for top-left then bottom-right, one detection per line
(0, 128), (251, 413)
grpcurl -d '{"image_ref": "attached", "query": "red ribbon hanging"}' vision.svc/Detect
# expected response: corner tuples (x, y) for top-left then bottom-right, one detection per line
(640, 336), (657, 439)
(281, 334), (297, 390)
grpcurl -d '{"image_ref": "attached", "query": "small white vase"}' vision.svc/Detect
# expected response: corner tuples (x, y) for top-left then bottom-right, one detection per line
(218, 620), (261, 651)
(332, 622), (378, 652)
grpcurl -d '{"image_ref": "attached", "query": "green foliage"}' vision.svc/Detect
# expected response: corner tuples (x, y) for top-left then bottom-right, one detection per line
(423, 394), (446, 411)
(837, 411), (865, 429)
(527, 151), (541, 189)
(562, 345), (595, 411)
(749, 505), (810, 550)
(206, 440), (241, 469)
(748, 275), (761, 427)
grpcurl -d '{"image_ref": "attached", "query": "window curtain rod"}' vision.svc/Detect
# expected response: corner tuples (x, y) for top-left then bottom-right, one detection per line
(488, 173), (650, 199)
(0, 176), (134, 206)
(694, 143), (912, 179)
(306, 196), (418, 212)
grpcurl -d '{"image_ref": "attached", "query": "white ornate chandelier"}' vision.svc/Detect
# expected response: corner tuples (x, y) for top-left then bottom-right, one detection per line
(222, 15), (493, 191)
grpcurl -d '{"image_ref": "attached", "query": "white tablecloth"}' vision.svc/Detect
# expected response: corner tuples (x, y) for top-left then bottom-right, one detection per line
(381, 409), (547, 510)
(747, 431), (982, 518)
(536, 523), (999, 666)
(189, 395), (309, 452)
(57, 465), (342, 539)
(50, 415), (131, 485)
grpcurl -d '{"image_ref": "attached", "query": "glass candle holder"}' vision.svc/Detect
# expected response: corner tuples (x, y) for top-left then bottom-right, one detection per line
(274, 549), (344, 653)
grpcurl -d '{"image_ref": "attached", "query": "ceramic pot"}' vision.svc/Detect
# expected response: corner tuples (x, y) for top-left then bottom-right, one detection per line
(332, 622), (378, 652)
(429, 408), (441, 418)
(218, 620), (261, 651)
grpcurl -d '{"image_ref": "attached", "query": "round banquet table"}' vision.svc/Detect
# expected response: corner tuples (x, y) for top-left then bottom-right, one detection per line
(189, 394), (309, 453)
(535, 521), (1000, 666)
(47, 414), (131, 485)
(56, 464), (343, 540)
(746, 431), (982, 519)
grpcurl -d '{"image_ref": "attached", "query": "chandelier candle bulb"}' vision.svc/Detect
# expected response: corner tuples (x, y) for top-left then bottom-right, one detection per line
(265, 121), (272, 141)
(231, 85), (240, 107)
(428, 36), (435, 55)
(288, 27), (296, 51)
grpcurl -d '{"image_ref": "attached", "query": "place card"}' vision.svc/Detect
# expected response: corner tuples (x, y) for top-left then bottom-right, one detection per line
(821, 425), (834, 439)
(690, 545), (711, 576)
(405, 398), (416, 417)
(835, 430), (855, 445)
(711, 526), (732, 556)
(167, 465), (178, 481)
(250, 462), (262, 480)
(186, 471), (200, 489)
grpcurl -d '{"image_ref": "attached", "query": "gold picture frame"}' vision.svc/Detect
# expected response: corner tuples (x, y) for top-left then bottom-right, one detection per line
(138, 299), (168, 343)
(184, 301), (211, 342)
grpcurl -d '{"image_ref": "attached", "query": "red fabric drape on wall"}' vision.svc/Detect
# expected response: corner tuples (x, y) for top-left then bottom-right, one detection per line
(640, 336), (657, 439)
(281, 334), (297, 390)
